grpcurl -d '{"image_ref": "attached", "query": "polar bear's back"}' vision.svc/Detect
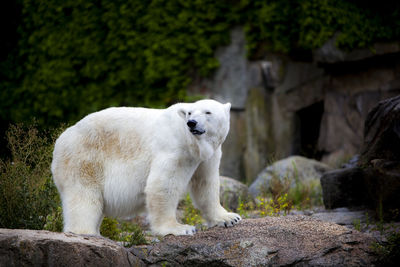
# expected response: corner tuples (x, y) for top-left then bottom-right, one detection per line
(76, 107), (161, 136)
(51, 107), (165, 194)
(53, 107), (162, 158)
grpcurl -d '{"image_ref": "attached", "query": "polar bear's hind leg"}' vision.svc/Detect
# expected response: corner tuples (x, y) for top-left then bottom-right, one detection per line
(62, 189), (104, 235)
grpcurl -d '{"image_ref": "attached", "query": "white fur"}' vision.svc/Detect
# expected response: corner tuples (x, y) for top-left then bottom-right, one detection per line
(51, 99), (241, 236)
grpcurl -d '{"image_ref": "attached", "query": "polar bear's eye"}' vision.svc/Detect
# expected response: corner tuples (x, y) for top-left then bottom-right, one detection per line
(205, 111), (212, 115)
(188, 112), (192, 115)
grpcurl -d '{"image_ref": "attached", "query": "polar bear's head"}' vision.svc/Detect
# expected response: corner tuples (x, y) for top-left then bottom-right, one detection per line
(178, 99), (231, 143)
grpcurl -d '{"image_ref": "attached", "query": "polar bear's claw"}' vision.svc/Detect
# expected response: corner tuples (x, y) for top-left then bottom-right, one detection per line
(154, 223), (196, 236)
(210, 212), (242, 228)
(185, 228), (196, 235)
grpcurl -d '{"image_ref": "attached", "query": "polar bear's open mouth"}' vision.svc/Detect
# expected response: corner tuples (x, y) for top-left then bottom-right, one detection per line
(190, 129), (206, 135)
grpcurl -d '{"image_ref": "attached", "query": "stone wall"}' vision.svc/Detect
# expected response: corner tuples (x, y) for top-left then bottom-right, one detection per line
(188, 27), (400, 184)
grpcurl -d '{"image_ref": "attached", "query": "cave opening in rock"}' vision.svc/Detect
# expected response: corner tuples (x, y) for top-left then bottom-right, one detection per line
(294, 101), (324, 160)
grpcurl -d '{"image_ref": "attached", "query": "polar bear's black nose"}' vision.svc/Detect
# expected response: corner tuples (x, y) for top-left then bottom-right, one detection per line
(187, 120), (197, 128)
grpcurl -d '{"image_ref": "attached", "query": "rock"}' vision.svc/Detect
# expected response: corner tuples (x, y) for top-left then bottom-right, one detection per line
(321, 96), (400, 219)
(341, 154), (359, 168)
(259, 56), (285, 89)
(220, 111), (246, 181)
(0, 229), (145, 267)
(0, 217), (380, 266)
(313, 35), (346, 64)
(188, 27), (262, 110)
(220, 86), (274, 183)
(320, 168), (367, 209)
(275, 61), (324, 96)
(249, 156), (332, 198)
(133, 216), (377, 266)
(360, 95), (400, 164)
(210, 27), (250, 109)
(242, 87), (274, 182)
(220, 176), (253, 211)
(314, 35), (400, 63)
(311, 208), (367, 226)
(359, 96), (400, 218)
(318, 91), (365, 161)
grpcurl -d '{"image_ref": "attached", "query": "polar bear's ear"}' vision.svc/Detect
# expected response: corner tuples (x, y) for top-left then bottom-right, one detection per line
(178, 108), (187, 119)
(224, 102), (231, 113)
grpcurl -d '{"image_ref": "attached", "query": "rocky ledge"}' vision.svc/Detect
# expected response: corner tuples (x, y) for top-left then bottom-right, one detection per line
(1, 216), (378, 267)
(0, 229), (145, 267)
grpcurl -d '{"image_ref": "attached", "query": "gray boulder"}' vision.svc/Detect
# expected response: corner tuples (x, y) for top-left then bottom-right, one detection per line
(220, 176), (253, 211)
(249, 156), (332, 198)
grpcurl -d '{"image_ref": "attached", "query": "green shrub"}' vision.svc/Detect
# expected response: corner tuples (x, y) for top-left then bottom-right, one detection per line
(237, 196), (255, 219)
(100, 217), (147, 247)
(117, 220), (148, 247)
(258, 161), (323, 212)
(372, 231), (400, 266)
(288, 179), (323, 210)
(100, 217), (121, 241)
(0, 123), (61, 229)
(257, 194), (291, 217)
(43, 206), (63, 232)
(353, 219), (362, 231)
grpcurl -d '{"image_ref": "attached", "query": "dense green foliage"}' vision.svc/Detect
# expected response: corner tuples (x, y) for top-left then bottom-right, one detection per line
(0, 0), (235, 128)
(1, 0), (399, 130)
(0, 124), (61, 229)
(244, 0), (400, 55)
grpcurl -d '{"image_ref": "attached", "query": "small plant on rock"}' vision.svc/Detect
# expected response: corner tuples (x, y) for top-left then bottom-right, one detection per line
(353, 219), (362, 231)
(180, 194), (204, 226)
(118, 220), (148, 247)
(258, 160), (323, 212)
(371, 231), (400, 266)
(43, 206), (63, 232)
(237, 196), (255, 219)
(257, 193), (291, 217)
(100, 217), (147, 247)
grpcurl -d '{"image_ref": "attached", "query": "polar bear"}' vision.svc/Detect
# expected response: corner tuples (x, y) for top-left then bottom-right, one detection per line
(51, 99), (241, 236)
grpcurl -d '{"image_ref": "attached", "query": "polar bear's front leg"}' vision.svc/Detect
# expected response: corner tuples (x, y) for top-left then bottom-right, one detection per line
(145, 160), (196, 236)
(189, 148), (242, 228)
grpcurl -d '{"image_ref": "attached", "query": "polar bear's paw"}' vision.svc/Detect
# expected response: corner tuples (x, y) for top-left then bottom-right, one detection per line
(153, 222), (196, 236)
(208, 212), (242, 228)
